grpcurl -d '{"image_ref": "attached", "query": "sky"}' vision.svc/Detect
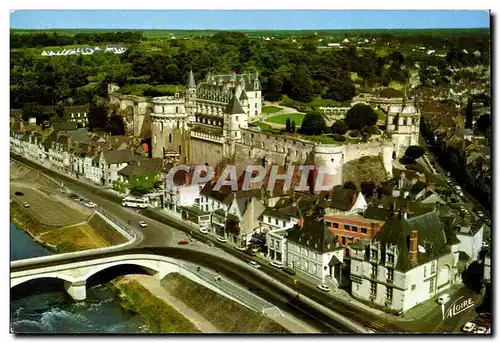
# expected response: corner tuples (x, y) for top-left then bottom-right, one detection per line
(10, 10), (490, 30)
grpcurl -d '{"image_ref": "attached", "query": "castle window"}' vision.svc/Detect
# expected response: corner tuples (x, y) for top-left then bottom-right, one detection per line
(370, 282), (377, 296)
(154, 134), (157, 144)
(177, 121), (180, 129)
(169, 134), (172, 143)
(176, 106), (179, 113)
(386, 287), (393, 302)
(235, 116), (239, 122)
(179, 145), (182, 155)
(361, 228), (367, 234)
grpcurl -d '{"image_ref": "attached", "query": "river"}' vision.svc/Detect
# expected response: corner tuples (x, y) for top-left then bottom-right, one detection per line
(10, 223), (145, 333)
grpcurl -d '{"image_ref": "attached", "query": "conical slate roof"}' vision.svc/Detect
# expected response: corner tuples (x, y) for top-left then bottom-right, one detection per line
(239, 90), (248, 101)
(188, 70), (196, 89)
(225, 93), (246, 115)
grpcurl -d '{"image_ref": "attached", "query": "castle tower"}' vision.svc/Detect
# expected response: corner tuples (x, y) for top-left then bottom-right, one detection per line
(150, 95), (188, 161)
(223, 92), (247, 158)
(385, 85), (421, 158)
(186, 70), (197, 124)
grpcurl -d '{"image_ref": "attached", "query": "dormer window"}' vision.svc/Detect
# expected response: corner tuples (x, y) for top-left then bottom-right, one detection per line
(371, 249), (378, 260)
(387, 253), (395, 265)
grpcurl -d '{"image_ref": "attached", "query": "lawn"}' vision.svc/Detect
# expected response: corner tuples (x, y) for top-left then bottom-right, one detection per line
(251, 122), (282, 134)
(299, 134), (360, 145)
(375, 109), (387, 120)
(280, 95), (351, 112)
(265, 114), (305, 126)
(262, 106), (282, 114)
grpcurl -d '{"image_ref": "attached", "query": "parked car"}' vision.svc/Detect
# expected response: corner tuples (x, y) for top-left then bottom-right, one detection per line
(446, 172), (451, 177)
(462, 322), (476, 333)
(178, 240), (189, 245)
(199, 228), (208, 234)
(245, 249), (256, 256)
(138, 221), (147, 228)
(248, 261), (261, 269)
(437, 294), (451, 305)
(216, 236), (227, 243)
(282, 267), (296, 276)
(317, 284), (330, 292)
(23, 202), (30, 208)
(84, 201), (97, 208)
(474, 326), (488, 334)
(270, 261), (283, 269)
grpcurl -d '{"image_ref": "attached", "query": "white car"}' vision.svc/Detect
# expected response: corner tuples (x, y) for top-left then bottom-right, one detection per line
(462, 322), (476, 332)
(270, 261), (283, 269)
(139, 221), (147, 228)
(199, 228), (208, 234)
(249, 261), (261, 269)
(437, 294), (451, 305)
(317, 284), (330, 292)
(217, 236), (227, 243)
(84, 201), (97, 208)
(474, 326), (487, 334)
(23, 202), (30, 208)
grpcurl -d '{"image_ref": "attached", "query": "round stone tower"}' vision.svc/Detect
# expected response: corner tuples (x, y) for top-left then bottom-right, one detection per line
(313, 145), (345, 190)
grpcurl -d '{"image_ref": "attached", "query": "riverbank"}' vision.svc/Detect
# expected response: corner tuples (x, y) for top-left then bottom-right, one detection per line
(9, 202), (109, 253)
(112, 276), (201, 333)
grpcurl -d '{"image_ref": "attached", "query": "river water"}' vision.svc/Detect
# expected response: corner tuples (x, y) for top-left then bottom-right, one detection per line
(10, 223), (145, 333)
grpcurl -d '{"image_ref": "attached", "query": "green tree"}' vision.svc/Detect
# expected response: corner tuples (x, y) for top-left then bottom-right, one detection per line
(289, 65), (314, 103)
(345, 104), (378, 130)
(299, 112), (326, 135)
(476, 114), (491, 133)
(88, 103), (109, 130)
(291, 120), (296, 133)
(129, 172), (160, 197)
(331, 120), (348, 134)
(343, 181), (357, 190)
(404, 146), (425, 160)
(286, 118), (291, 132)
(325, 79), (356, 102)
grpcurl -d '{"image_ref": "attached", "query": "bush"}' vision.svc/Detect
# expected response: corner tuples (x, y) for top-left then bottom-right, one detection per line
(345, 104), (378, 130)
(331, 120), (348, 134)
(362, 125), (381, 135)
(333, 134), (346, 142)
(299, 112), (326, 135)
(349, 129), (360, 137)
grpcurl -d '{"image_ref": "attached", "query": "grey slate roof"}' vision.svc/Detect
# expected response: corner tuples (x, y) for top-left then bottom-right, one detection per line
(287, 216), (341, 254)
(364, 205), (391, 221)
(118, 158), (164, 177)
(188, 70), (196, 88)
(102, 150), (141, 165)
(374, 209), (453, 272)
(225, 93), (246, 115)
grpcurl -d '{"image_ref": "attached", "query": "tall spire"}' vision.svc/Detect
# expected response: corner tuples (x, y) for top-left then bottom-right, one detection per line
(188, 70), (196, 89)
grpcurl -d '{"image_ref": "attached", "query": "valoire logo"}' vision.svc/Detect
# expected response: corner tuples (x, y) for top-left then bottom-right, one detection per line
(441, 296), (474, 321)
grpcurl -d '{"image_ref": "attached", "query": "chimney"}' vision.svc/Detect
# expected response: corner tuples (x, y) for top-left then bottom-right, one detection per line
(409, 230), (418, 262)
(184, 170), (190, 186)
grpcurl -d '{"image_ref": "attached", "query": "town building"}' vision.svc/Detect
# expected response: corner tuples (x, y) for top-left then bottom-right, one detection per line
(349, 208), (461, 313)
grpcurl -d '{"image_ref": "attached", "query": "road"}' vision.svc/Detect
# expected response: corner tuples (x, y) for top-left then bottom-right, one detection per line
(12, 153), (471, 333)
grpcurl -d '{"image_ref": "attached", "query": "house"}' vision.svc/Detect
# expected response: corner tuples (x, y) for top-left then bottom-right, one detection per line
(64, 105), (90, 127)
(325, 204), (389, 255)
(322, 186), (368, 216)
(99, 149), (143, 186)
(221, 193), (266, 248)
(105, 44), (126, 54)
(117, 158), (164, 189)
(349, 209), (461, 313)
(267, 227), (293, 265)
(260, 205), (299, 233)
(454, 218), (484, 263)
(286, 216), (345, 286)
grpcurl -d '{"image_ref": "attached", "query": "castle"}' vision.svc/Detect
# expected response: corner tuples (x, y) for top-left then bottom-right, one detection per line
(110, 72), (421, 188)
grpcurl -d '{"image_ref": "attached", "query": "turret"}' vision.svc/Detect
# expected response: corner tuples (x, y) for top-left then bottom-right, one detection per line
(186, 70), (197, 123)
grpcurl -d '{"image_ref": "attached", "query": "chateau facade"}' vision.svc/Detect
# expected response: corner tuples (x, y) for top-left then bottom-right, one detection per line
(112, 71), (420, 188)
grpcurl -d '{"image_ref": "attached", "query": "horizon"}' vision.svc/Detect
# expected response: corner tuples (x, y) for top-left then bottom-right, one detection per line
(10, 10), (490, 30)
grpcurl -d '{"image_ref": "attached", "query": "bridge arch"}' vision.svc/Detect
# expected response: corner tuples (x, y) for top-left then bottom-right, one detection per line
(11, 272), (77, 288)
(81, 260), (163, 282)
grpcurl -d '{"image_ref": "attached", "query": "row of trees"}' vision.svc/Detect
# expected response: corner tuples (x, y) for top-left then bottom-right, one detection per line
(297, 103), (380, 137)
(10, 31), (142, 48)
